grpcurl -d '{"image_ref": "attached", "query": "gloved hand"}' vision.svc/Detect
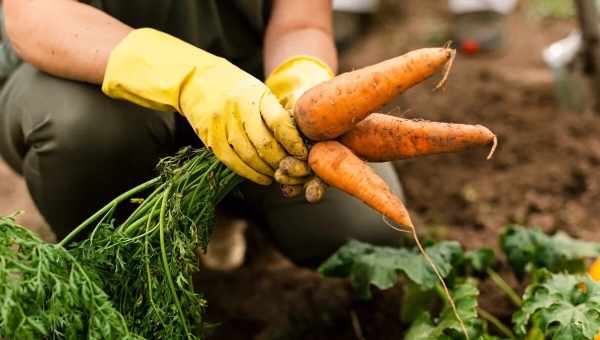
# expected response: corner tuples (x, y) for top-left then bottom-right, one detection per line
(265, 56), (333, 188)
(102, 28), (307, 185)
(266, 55), (333, 112)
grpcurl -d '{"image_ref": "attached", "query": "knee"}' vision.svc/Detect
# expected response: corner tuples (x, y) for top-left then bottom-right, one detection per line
(51, 99), (174, 161)
(17, 71), (176, 164)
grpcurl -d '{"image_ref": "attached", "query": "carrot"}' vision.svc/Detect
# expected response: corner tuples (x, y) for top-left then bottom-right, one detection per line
(295, 48), (455, 141)
(339, 113), (497, 162)
(308, 141), (413, 228)
(308, 140), (468, 338)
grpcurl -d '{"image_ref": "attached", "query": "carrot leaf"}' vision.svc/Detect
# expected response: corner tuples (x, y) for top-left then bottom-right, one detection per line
(0, 217), (138, 339)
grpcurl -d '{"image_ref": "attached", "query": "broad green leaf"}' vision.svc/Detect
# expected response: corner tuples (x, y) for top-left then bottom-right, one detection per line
(463, 248), (496, 276)
(403, 281), (488, 340)
(318, 240), (462, 299)
(500, 225), (600, 279)
(514, 273), (600, 339)
(401, 282), (438, 323)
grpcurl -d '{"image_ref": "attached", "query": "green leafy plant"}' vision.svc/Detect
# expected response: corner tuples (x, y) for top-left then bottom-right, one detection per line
(0, 217), (138, 340)
(319, 239), (521, 339)
(514, 272), (600, 339)
(461, 248), (497, 277)
(403, 281), (492, 340)
(318, 239), (462, 299)
(318, 225), (600, 339)
(500, 225), (600, 279)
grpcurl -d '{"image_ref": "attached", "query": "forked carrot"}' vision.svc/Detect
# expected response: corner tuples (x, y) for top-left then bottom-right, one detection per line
(339, 113), (497, 162)
(295, 48), (455, 141)
(308, 140), (469, 339)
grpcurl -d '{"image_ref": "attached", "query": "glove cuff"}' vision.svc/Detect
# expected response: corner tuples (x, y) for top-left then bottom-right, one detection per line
(265, 55), (334, 110)
(102, 28), (217, 113)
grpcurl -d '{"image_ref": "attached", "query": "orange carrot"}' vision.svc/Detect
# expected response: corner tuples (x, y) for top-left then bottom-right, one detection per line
(339, 113), (497, 162)
(295, 48), (455, 141)
(308, 140), (468, 338)
(308, 141), (413, 227)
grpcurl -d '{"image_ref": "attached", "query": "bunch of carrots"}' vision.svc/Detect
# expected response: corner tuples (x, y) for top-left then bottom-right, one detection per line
(284, 47), (496, 226)
(0, 47), (497, 339)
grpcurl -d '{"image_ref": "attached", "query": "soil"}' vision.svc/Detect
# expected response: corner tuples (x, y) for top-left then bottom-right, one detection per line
(2, 1), (598, 339)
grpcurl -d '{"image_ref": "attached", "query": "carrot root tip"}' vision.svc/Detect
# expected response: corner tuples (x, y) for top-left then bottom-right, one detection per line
(382, 215), (412, 233)
(434, 48), (456, 92)
(486, 135), (498, 160)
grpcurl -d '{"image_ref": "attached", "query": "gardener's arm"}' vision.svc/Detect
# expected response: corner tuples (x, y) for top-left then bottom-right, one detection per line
(4, 0), (323, 185)
(3, 0), (130, 84)
(5, 0), (337, 85)
(264, 0), (338, 75)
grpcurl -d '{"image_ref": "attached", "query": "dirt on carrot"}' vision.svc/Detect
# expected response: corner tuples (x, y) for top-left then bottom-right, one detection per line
(295, 48), (454, 141)
(339, 113), (497, 162)
(308, 141), (413, 228)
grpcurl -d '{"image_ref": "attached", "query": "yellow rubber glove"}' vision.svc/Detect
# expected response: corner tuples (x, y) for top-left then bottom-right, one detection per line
(266, 55), (334, 113)
(102, 28), (308, 185)
(266, 56), (333, 195)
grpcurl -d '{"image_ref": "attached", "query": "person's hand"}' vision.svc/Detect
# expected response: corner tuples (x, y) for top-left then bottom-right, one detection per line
(265, 56), (333, 198)
(266, 56), (334, 113)
(102, 28), (308, 185)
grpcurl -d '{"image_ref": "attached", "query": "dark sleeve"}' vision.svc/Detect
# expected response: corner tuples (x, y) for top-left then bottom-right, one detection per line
(85, 0), (267, 76)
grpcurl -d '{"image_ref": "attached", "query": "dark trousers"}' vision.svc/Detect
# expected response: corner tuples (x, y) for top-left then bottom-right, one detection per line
(0, 64), (404, 263)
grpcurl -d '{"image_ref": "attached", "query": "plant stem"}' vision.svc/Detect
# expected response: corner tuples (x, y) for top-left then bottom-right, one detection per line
(117, 183), (166, 231)
(350, 310), (366, 340)
(486, 268), (522, 307)
(144, 198), (163, 324)
(216, 173), (243, 203)
(123, 207), (161, 236)
(59, 177), (161, 247)
(477, 307), (515, 339)
(158, 184), (192, 340)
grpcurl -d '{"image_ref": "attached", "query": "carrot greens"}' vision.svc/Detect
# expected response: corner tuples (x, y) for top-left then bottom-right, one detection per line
(0, 147), (241, 339)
